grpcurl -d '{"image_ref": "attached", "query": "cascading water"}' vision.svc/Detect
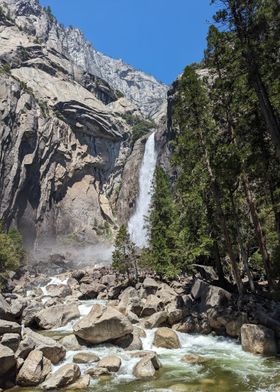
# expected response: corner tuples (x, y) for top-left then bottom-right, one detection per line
(128, 131), (157, 248)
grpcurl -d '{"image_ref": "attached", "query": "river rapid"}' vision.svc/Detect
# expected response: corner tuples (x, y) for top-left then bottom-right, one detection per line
(27, 277), (280, 392)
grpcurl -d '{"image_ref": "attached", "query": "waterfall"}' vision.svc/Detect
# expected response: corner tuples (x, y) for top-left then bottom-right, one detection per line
(128, 132), (157, 248)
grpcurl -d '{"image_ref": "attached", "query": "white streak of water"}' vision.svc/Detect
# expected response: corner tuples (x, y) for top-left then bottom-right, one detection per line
(128, 132), (157, 248)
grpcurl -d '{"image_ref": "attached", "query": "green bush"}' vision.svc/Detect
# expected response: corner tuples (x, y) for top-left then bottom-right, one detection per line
(0, 225), (25, 284)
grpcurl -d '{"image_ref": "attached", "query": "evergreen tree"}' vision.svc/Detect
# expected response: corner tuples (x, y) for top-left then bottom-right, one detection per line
(112, 225), (137, 279)
(145, 166), (180, 278)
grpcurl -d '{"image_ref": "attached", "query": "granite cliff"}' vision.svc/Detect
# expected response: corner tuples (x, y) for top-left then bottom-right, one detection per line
(0, 0), (167, 252)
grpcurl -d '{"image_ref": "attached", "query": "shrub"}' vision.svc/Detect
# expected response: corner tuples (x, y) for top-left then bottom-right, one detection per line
(0, 225), (25, 281)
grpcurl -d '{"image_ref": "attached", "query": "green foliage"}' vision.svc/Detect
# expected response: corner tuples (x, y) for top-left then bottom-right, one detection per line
(122, 114), (155, 146)
(112, 225), (137, 278)
(0, 224), (24, 276)
(145, 166), (181, 278)
(0, 63), (11, 75)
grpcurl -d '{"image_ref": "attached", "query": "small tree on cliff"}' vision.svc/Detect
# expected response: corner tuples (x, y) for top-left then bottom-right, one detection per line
(112, 225), (137, 279)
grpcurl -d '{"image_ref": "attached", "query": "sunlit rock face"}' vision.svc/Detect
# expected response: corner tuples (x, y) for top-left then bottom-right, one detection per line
(0, 0), (168, 252)
(3, 0), (168, 118)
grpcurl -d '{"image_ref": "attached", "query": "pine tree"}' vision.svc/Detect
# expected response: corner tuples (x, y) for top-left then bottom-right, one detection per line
(112, 225), (137, 279)
(145, 166), (180, 278)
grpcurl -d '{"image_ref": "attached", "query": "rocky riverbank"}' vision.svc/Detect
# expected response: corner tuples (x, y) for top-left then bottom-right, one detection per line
(1, 263), (280, 391)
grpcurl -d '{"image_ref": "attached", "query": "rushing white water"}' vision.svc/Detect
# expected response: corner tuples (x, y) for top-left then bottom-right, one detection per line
(128, 132), (157, 248)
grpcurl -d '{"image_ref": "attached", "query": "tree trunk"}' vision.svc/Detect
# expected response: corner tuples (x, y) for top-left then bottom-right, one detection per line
(230, 195), (255, 292)
(241, 173), (272, 284)
(199, 130), (243, 295)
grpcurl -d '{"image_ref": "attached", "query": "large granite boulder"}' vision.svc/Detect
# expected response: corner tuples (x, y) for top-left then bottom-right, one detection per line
(191, 279), (231, 311)
(41, 364), (81, 390)
(133, 352), (161, 380)
(98, 356), (122, 372)
(241, 324), (277, 356)
(1, 333), (20, 352)
(0, 344), (16, 376)
(16, 350), (51, 386)
(0, 294), (13, 321)
(16, 328), (66, 364)
(60, 334), (82, 351)
(73, 352), (100, 364)
(0, 319), (21, 335)
(73, 304), (133, 344)
(153, 328), (181, 349)
(45, 284), (72, 298)
(35, 303), (80, 329)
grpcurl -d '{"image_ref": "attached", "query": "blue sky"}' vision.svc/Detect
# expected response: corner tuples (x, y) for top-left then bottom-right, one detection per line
(39, 0), (216, 85)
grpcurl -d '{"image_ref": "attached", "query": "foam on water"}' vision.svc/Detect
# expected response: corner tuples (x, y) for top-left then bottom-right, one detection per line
(50, 320), (280, 391)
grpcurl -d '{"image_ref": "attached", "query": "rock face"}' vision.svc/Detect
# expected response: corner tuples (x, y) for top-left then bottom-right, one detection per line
(16, 350), (51, 386)
(241, 324), (277, 356)
(73, 304), (133, 344)
(2, 0), (167, 118)
(0, 1), (166, 250)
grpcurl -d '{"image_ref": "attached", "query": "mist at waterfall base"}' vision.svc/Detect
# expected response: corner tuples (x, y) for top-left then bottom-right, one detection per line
(128, 132), (157, 248)
(30, 242), (114, 270)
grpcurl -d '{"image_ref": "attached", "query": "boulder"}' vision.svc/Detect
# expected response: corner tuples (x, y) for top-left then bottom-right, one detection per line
(153, 328), (181, 349)
(133, 352), (161, 380)
(141, 295), (162, 317)
(16, 350), (51, 386)
(98, 356), (122, 372)
(113, 333), (143, 351)
(241, 324), (277, 356)
(118, 287), (142, 316)
(0, 319), (21, 335)
(226, 313), (247, 338)
(100, 274), (116, 286)
(108, 283), (126, 300)
(143, 311), (168, 329)
(65, 374), (90, 389)
(22, 303), (45, 327)
(10, 297), (27, 319)
(35, 304), (80, 329)
(85, 367), (110, 378)
(71, 270), (85, 281)
(73, 352), (100, 364)
(79, 283), (106, 299)
(60, 334), (82, 351)
(41, 364), (81, 390)
(17, 328), (66, 364)
(0, 344), (16, 376)
(181, 355), (208, 364)
(127, 310), (140, 324)
(1, 333), (20, 352)
(73, 304), (133, 344)
(45, 284), (72, 298)
(191, 279), (231, 310)
(143, 277), (158, 291)
(0, 294), (13, 321)
(167, 305), (184, 326)
(156, 283), (179, 306)
(191, 279), (209, 300)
